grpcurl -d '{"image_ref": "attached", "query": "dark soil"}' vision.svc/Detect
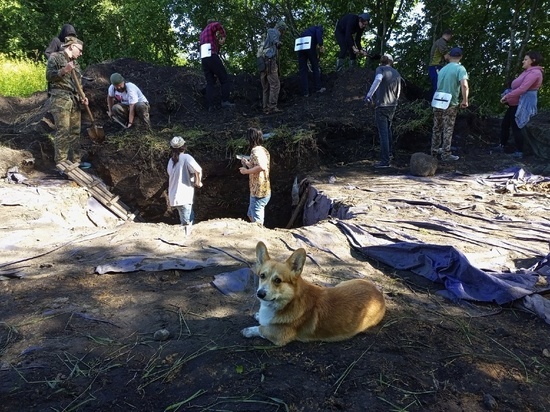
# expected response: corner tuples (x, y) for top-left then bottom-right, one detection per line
(1, 59), (549, 412)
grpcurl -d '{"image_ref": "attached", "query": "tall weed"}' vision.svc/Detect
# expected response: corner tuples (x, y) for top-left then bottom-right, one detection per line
(0, 54), (46, 97)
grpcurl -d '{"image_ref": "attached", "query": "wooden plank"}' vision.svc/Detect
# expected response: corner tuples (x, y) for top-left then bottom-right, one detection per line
(56, 160), (139, 221)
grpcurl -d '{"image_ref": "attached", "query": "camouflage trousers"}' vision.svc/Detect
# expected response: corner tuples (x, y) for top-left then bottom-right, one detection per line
(112, 102), (151, 129)
(50, 93), (82, 164)
(431, 105), (458, 156)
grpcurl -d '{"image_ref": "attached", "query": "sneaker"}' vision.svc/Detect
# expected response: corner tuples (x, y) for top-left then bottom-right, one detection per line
(221, 101), (235, 108)
(441, 154), (459, 161)
(511, 151), (523, 159)
(492, 144), (505, 153)
(317, 87), (327, 93)
(79, 162), (92, 169)
(374, 162), (390, 168)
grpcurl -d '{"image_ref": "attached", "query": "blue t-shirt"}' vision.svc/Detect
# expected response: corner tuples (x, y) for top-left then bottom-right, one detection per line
(436, 62), (468, 106)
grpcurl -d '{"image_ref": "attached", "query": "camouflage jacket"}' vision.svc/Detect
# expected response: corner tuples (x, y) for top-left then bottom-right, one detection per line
(45, 51), (81, 96)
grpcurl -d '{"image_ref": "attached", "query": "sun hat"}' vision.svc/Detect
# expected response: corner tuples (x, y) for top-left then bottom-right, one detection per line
(110, 73), (125, 85)
(449, 47), (463, 57)
(170, 136), (186, 148)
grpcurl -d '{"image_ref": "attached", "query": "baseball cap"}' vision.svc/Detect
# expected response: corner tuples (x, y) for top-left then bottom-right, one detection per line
(63, 36), (83, 48)
(359, 13), (371, 22)
(383, 53), (394, 62)
(170, 136), (186, 148)
(449, 47), (463, 57)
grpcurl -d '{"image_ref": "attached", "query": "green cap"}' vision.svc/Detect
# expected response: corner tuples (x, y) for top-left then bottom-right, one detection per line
(110, 73), (124, 85)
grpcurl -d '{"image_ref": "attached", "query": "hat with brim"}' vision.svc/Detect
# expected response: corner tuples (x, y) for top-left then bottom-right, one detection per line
(383, 53), (394, 62)
(63, 36), (83, 48)
(170, 136), (186, 148)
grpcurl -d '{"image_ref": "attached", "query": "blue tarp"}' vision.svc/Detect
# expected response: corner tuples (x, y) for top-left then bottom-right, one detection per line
(336, 221), (550, 304)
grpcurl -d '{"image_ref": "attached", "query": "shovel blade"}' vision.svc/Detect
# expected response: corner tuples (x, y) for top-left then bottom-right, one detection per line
(87, 126), (105, 144)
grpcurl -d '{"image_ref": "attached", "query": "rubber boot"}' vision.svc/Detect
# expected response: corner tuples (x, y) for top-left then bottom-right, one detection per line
(336, 58), (345, 72)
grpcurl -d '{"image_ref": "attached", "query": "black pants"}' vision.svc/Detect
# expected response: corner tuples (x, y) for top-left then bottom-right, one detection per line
(335, 30), (356, 61)
(500, 105), (524, 151)
(298, 48), (321, 95)
(201, 54), (230, 108)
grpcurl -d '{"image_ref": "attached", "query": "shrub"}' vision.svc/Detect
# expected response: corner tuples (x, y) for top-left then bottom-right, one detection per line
(0, 54), (46, 97)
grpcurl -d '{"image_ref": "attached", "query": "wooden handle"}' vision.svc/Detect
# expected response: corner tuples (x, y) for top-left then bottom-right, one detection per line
(70, 70), (95, 123)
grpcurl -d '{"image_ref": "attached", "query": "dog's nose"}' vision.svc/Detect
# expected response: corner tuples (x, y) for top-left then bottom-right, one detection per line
(257, 289), (267, 299)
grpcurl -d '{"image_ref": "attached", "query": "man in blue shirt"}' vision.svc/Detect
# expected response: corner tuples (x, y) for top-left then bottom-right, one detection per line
(431, 47), (469, 161)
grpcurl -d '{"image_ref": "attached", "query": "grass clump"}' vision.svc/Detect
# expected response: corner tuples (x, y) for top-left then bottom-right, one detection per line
(0, 54), (46, 97)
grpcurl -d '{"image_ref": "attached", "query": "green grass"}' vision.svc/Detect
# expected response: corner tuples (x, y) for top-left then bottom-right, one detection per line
(0, 54), (46, 97)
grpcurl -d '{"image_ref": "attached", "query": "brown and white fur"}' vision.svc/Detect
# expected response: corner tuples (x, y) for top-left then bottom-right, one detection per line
(241, 241), (386, 346)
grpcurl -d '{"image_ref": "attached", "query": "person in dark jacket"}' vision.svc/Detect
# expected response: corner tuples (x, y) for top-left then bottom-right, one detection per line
(45, 24), (77, 59)
(45, 36), (90, 169)
(364, 54), (402, 168)
(297, 25), (326, 97)
(334, 13), (370, 71)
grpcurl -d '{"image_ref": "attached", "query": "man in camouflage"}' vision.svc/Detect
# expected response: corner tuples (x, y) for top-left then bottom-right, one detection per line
(46, 36), (90, 168)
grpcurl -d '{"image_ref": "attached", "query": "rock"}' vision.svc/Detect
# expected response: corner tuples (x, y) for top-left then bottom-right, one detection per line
(410, 152), (437, 176)
(153, 329), (170, 341)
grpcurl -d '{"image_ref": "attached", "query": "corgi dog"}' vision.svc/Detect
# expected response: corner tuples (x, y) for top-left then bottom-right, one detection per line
(241, 241), (386, 346)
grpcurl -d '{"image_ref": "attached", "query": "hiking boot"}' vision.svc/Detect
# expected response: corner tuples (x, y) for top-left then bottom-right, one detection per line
(221, 101), (235, 108)
(441, 154), (459, 161)
(374, 162), (390, 168)
(511, 151), (523, 159)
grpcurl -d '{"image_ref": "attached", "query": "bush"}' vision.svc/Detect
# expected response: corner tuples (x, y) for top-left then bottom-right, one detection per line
(0, 54), (46, 97)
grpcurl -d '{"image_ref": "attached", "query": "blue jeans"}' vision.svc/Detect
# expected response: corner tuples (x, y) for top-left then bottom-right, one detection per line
(375, 106), (396, 164)
(248, 193), (271, 225)
(428, 65), (442, 98)
(176, 204), (194, 226)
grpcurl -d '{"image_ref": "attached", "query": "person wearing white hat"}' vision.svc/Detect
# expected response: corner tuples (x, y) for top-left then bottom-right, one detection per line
(364, 53), (402, 168)
(167, 136), (203, 229)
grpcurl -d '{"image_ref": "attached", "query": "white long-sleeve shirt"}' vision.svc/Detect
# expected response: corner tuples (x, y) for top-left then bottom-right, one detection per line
(167, 153), (202, 206)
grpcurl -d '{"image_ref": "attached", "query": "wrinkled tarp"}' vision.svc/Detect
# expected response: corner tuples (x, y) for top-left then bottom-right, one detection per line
(96, 255), (214, 274)
(336, 221), (550, 304)
(211, 268), (254, 295)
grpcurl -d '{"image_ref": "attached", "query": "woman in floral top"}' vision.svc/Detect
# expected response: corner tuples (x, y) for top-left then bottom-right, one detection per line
(239, 128), (271, 225)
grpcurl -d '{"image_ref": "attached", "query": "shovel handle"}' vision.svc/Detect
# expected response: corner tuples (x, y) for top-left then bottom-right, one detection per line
(70, 70), (96, 124)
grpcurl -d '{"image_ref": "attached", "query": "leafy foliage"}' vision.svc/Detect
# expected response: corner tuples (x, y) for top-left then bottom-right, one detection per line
(0, 0), (548, 112)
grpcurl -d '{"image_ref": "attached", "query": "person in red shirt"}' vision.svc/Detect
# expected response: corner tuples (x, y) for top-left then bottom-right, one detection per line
(199, 19), (234, 111)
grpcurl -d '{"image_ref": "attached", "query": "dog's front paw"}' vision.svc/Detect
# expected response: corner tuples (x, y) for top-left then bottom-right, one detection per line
(253, 312), (260, 321)
(241, 326), (260, 338)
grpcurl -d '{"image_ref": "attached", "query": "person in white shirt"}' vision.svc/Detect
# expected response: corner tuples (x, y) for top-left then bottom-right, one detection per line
(107, 72), (151, 130)
(166, 136), (203, 229)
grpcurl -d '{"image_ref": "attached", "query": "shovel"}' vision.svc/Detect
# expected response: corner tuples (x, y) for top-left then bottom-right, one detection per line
(71, 70), (105, 144)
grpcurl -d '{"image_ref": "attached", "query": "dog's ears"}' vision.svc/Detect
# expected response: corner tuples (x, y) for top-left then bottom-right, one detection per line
(256, 241), (270, 266)
(286, 248), (306, 277)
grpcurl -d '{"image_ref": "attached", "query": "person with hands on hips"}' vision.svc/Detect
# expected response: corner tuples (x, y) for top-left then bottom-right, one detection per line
(107, 73), (151, 130)
(239, 128), (271, 226)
